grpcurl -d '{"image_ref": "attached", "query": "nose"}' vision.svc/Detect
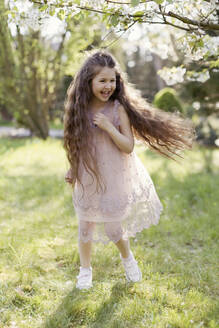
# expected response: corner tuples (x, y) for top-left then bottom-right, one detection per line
(105, 83), (111, 89)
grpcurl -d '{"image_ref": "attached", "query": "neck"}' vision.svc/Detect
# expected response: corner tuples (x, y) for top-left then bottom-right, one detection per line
(89, 98), (108, 110)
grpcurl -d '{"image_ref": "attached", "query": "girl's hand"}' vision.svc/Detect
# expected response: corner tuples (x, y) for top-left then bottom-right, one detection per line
(93, 113), (113, 132)
(65, 169), (75, 185)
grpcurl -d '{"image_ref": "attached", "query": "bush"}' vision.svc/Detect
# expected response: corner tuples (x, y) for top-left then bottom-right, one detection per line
(153, 87), (183, 113)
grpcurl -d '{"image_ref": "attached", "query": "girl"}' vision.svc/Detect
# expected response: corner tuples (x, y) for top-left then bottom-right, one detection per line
(63, 50), (195, 290)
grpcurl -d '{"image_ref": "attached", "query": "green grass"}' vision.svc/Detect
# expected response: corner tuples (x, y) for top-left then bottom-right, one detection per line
(0, 119), (63, 130)
(49, 118), (64, 130)
(0, 138), (218, 328)
(0, 119), (14, 127)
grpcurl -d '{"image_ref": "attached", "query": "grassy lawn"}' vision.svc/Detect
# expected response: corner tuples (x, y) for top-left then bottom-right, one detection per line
(0, 138), (218, 328)
(0, 119), (63, 130)
(0, 120), (15, 127)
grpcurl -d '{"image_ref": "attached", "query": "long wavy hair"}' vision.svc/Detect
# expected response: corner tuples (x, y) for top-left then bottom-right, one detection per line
(63, 50), (195, 193)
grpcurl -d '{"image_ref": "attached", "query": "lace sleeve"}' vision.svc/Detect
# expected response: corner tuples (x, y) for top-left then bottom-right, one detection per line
(113, 99), (120, 127)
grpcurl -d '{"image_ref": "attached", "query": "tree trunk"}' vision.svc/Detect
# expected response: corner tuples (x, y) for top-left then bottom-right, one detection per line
(152, 53), (166, 91)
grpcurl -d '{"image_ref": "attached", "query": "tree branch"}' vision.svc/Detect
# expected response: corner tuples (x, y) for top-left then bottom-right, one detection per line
(105, 0), (154, 4)
(141, 20), (197, 32)
(102, 20), (137, 48)
(162, 10), (219, 31)
(30, 0), (219, 32)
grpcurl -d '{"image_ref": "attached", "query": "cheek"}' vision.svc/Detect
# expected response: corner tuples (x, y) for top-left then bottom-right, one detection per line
(92, 81), (101, 92)
(91, 81), (97, 93)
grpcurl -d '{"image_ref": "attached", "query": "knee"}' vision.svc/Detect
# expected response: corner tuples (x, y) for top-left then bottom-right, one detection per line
(104, 222), (123, 242)
(79, 221), (95, 240)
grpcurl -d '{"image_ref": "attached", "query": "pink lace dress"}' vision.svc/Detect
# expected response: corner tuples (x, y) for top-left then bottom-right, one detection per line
(72, 99), (163, 244)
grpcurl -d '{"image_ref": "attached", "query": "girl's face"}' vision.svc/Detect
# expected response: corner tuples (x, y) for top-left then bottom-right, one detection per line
(91, 66), (116, 103)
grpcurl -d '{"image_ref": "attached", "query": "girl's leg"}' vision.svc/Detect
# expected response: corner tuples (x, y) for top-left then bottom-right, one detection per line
(104, 222), (131, 258)
(104, 222), (142, 282)
(78, 221), (96, 268)
(78, 240), (92, 268)
(115, 237), (130, 259)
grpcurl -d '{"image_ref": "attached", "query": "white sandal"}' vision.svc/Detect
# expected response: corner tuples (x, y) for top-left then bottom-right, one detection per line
(76, 266), (93, 290)
(120, 250), (142, 282)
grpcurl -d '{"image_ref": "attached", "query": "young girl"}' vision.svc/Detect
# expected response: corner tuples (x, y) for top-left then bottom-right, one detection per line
(63, 50), (195, 290)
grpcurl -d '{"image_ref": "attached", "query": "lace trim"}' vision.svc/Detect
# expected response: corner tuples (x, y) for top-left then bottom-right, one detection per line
(74, 99), (162, 244)
(77, 203), (163, 245)
(75, 183), (163, 244)
(73, 180), (154, 216)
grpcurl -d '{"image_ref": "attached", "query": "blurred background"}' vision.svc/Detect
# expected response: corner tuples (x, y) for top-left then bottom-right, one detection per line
(1, 2), (219, 327)
(1, 0), (218, 148)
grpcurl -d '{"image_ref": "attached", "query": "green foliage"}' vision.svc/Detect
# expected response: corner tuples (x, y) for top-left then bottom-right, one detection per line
(39, 4), (49, 12)
(0, 1), (103, 138)
(57, 9), (65, 20)
(179, 70), (219, 146)
(0, 138), (218, 327)
(111, 13), (120, 27)
(209, 58), (219, 68)
(153, 87), (183, 113)
(154, 0), (165, 4)
(131, 0), (140, 6)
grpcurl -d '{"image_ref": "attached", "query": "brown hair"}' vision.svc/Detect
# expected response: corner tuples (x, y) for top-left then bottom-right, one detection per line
(63, 50), (195, 192)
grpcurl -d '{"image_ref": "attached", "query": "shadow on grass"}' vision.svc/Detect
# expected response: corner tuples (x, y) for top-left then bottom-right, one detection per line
(43, 281), (141, 328)
(2, 144), (218, 326)
(41, 169), (219, 327)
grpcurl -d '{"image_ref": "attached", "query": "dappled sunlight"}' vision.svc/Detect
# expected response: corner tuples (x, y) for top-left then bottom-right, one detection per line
(136, 143), (219, 186)
(42, 274), (216, 328)
(0, 138), (67, 177)
(0, 139), (218, 328)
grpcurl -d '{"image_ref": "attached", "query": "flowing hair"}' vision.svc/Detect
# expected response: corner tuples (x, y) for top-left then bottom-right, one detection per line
(63, 50), (196, 193)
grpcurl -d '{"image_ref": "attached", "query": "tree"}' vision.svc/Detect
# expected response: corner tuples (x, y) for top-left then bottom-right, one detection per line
(25, 0), (219, 82)
(4, 0), (219, 142)
(0, 1), (68, 138)
(6, 0), (219, 86)
(28, 0), (219, 34)
(0, 0), (102, 138)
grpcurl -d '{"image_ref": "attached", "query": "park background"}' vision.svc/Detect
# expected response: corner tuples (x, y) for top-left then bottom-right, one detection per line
(0, 1), (219, 327)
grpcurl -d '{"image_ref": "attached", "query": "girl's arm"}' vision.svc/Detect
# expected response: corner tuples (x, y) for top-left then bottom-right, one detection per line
(93, 105), (134, 154)
(65, 167), (76, 186)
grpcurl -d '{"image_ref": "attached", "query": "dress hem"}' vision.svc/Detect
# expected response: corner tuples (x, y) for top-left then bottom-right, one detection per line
(77, 204), (163, 245)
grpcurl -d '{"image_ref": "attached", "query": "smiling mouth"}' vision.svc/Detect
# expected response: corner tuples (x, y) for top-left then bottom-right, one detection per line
(101, 91), (111, 97)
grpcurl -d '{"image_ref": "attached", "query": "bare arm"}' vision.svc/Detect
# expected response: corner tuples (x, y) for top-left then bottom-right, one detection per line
(93, 105), (134, 154)
(65, 167), (76, 186)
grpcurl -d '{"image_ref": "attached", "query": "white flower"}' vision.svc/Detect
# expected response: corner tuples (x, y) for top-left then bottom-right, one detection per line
(215, 139), (219, 147)
(80, 0), (105, 9)
(186, 71), (210, 83)
(158, 66), (186, 85)
(192, 101), (201, 110)
(146, 2), (159, 11)
(196, 71), (210, 82)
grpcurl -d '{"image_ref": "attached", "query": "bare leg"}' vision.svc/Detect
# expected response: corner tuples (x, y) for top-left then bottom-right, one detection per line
(104, 223), (141, 282)
(104, 222), (131, 259)
(115, 237), (131, 259)
(78, 240), (92, 268)
(115, 237), (142, 283)
(78, 221), (96, 268)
